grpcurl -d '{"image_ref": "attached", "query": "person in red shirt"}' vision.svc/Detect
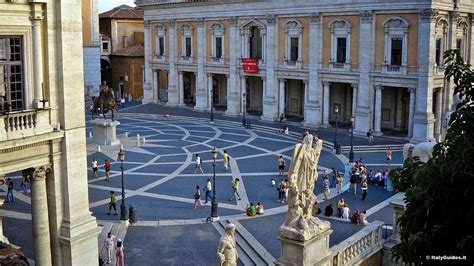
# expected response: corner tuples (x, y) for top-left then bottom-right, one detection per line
(104, 160), (111, 181)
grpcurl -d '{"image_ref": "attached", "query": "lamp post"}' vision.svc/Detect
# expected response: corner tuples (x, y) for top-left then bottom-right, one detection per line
(117, 147), (127, 222)
(242, 92), (247, 127)
(210, 147), (219, 221)
(349, 116), (355, 163)
(210, 89), (214, 123)
(333, 106), (339, 150)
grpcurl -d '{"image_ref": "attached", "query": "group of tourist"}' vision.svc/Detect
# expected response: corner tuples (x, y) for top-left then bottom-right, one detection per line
(3, 174), (33, 203)
(246, 202), (264, 216)
(314, 200), (368, 226)
(91, 158), (111, 181)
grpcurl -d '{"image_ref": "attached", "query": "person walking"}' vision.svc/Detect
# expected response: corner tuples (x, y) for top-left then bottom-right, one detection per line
(193, 185), (205, 210)
(20, 174), (29, 194)
(92, 158), (99, 178)
(361, 179), (368, 201)
(223, 150), (229, 172)
(104, 160), (111, 181)
(6, 178), (15, 203)
(277, 155), (285, 176)
(386, 147), (393, 165)
(322, 175), (330, 200)
(350, 172), (358, 195)
(337, 174), (344, 194)
(204, 179), (213, 204)
(194, 154), (204, 174)
(107, 191), (117, 215)
(115, 238), (124, 266)
(229, 178), (241, 201)
(331, 167), (338, 188)
(342, 204), (351, 220)
(367, 129), (374, 145)
(103, 232), (116, 264)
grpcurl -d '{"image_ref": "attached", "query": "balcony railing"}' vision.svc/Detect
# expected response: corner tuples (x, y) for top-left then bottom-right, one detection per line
(209, 56), (225, 64)
(329, 221), (384, 266)
(180, 56), (194, 63)
(154, 54), (167, 62)
(1, 109), (53, 142)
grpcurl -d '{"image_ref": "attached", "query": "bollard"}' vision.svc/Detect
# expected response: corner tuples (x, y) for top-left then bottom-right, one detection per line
(97, 146), (101, 153)
(142, 137), (146, 144)
(125, 132), (129, 138)
(89, 131), (93, 138)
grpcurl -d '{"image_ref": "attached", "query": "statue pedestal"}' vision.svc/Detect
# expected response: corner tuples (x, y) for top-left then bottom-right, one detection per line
(276, 227), (333, 266)
(91, 119), (121, 146)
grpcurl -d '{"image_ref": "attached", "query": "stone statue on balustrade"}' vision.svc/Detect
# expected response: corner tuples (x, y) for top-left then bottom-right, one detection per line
(217, 223), (238, 266)
(92, 81), (117, 121)
(280, 134), (331, 241)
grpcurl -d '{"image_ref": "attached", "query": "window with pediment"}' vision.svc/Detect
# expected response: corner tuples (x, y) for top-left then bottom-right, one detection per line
(0, 37), (24, 113)
(210, 23), (225, 63)
(240, 20), (266, 65)
(155, 24), (166, 61)
(455, 19), (468, 60)
(180, 24), (193, 62)
(382, 16), (409, 73)
(434, 18), (448, 68)
(329, 19), (351, 70)
(283, 20), (303, 67)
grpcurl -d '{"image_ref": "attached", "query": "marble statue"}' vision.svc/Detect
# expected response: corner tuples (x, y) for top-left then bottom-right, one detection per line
(281, 134), (330, 241)
(403, 142), (435, 163)
(217, 223), (238, 266)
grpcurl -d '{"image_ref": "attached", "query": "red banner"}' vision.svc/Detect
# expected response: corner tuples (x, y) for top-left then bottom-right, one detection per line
(242, 58), (258, 73)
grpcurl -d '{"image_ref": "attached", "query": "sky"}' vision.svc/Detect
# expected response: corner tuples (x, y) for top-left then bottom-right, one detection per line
(98, 0), (136, 13)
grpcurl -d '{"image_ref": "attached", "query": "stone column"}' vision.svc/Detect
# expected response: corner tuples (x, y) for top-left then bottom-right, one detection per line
(374, 85), (383, 135)
(322, 81), (330, 127)
(153, 70), (158, 103)
(167, 19), (179, 106)
(262, 14), (278, 121)
(412, 9), (437, 142)
(303, 80), (308, 119)
(208, 73), (213, 109)
(143, 20), (154, 103)
(355, 11), (374, 135)
(470, 14), (474, 66)
(31, 3), (44, 108)
(351, 83), (358, 117)
(225, 17), (240, 116)
(261, 76), (266, 98)
(178, 71), (184, 105)
(304, 13), (322, 128)
(0, 198), (8, 243)
(241, 75), (247, 115)
(195, 18), (209, 111)
(31, 166), (53, 265)
(434, 88), (443, 141)
(278, 78), (285, 118)
(407, 87), (416, 138)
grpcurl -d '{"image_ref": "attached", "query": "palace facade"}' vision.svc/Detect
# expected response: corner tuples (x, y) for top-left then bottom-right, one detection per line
(1, 0), (99, 264)
(137, 0), (474, 142)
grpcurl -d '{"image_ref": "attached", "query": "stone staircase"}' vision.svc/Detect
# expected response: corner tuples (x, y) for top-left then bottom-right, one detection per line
(97, 222), (128, 265)
(213, 219), (275, 266)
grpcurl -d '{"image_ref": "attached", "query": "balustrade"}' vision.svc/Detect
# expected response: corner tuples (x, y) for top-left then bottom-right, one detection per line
(1, 109), (53, 141)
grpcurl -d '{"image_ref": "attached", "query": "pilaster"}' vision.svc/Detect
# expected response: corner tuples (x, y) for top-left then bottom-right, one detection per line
(411, 9), (437, 143)
(30, 2), (44, 108)
(354, 10), (374, 135)
(322, 81), (330, 128)
(143, 20), (154, 103)
(194, 18), (209, 111)
(305, 12), (322, 127)
(225, 16), (241, 116)
(167, 19), (179, 106)
(262, 14), (278, 121)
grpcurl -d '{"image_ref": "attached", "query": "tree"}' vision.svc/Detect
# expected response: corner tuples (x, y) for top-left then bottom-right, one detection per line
(393, 50), (474, 264)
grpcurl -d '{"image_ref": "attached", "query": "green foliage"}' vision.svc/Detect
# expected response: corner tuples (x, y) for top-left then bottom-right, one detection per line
(388, 157), (424, 192)
(393, 50), (474, 264)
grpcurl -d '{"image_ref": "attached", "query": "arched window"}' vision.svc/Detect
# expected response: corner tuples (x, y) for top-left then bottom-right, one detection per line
(382, 16), (410, 73)
(455, 19), (469, 60)
(329, 19), (351, 70)
(155, 24), (166, 61)
(180, 23), (193, 62)
(210, 23), (225, 63)
(283, 20), (303, 68)
(434, 18), (448, 69)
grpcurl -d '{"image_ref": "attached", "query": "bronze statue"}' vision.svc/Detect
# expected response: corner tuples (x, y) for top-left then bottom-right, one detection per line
(92, 81), (117, 121)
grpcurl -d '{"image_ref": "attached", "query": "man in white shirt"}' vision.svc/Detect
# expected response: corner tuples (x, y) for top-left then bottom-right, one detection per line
(204, 179), (213, 203)
(195, 154), (203, 174)
(104, 232), (116, 264)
